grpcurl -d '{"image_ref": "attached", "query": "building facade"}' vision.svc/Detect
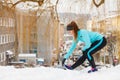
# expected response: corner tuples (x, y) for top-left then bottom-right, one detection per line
(0, 2), (16, 65)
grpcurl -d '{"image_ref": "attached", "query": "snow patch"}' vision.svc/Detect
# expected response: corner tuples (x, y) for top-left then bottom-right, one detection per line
(0, 65), (120, 80)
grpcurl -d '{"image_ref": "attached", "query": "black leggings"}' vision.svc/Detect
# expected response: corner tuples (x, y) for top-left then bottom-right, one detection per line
(71, 37), (107, 69)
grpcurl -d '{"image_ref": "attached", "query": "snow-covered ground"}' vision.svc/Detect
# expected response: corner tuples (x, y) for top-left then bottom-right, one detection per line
(0, 65), (120, 80)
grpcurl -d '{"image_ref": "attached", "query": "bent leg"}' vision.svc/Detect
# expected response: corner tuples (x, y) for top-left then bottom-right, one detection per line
(87, 37), (107, 68)
(71, 53), (87, 69)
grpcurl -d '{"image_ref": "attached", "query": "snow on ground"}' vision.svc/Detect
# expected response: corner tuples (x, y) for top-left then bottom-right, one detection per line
(0, 65), (120, 80)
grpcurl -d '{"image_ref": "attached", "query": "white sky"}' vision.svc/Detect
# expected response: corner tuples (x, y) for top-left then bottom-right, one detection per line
(0, 65), (120, 80)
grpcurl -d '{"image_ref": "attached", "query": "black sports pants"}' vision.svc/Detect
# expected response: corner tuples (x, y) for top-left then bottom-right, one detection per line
(71, 37), (107, 69)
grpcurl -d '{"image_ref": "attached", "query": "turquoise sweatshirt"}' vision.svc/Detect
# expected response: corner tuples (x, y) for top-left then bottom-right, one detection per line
(64, 29), (103, 59)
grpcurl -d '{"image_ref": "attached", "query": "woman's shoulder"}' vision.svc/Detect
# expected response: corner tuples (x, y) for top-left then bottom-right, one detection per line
(77, 29), (87, 36)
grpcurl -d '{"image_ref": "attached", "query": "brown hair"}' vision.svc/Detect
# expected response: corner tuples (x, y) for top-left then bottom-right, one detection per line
(67, 21), (79, 40)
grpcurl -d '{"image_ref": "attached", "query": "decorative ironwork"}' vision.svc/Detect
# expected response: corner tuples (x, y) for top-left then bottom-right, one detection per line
(93, 0), (104, 7)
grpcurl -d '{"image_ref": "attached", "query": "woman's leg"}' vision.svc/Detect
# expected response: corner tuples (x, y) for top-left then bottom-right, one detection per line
(71, 52), (87, 69)
(86, 37), (107, 68)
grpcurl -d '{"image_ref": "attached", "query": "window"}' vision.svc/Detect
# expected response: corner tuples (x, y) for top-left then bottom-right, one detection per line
(0, 52), (7, 62)
(5, 34), (7, 43)
(0, 35), (1, 44)
(6, 34), (8, 43)
(11, 34), (13, 42)
(2, 35), (4, 44)
(0, 53), (1, 62)
(3, 52), (6, 61)
(3, 35), (5, 44)
(8, 34), (10, 42)
(1, 53), (3, 62)
(0, 52), (6, 62)
(10, 34), (12, 42)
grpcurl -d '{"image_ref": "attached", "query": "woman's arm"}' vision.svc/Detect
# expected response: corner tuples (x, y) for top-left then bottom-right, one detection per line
(64, 40), (78, 59)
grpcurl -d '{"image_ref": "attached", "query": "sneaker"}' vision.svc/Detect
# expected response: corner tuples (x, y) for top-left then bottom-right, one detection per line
(65, 65), (73, 70)
(88, 68), (98, 73)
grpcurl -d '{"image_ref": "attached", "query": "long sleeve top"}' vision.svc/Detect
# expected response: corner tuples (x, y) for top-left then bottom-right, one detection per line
(64, 29), (103, 59)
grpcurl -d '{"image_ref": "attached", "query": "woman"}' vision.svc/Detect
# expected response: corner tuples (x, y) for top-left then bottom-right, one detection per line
(62, 21), (107, 73)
